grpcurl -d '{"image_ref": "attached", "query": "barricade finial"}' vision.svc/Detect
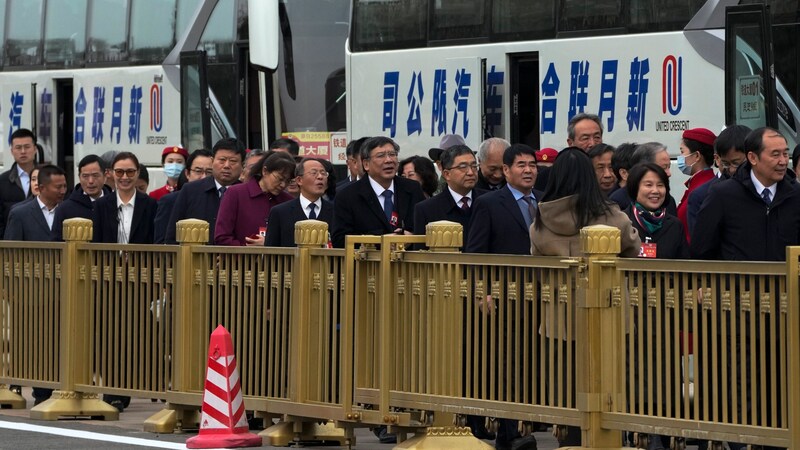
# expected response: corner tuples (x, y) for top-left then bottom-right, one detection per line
(294, 220), (328, 248)
(425, 220), (462, 252)
(176, 219), (209, 245)
(63, 218), (93, 242)
(580, 224), (621, 255)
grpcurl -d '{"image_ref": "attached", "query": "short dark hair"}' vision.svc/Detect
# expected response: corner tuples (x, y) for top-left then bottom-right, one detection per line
(295, 157), (326, 176)
(360, 136), (399, 161)
(440, 144), (475, 170)
(269, 138), (300, 156)
(212, 137), (247, 161)
(502, 143), (537, 166)
(626, 163), (671, 205)
(586, 143), (615, 160)
(611, 142), (637, 180)
(138, 165), (150, 183)
(10, 128), (35, 143)
(682, 138), (714, 166)
(187, 149), (213, 170)
(37, 164), (66, 187)
(399, 156), (438, 197)
(78, 154), (106, 173)
(251, 150), (295, 181)
(715, 125), (750, 158)
(744, 127), (785, 157)
(113, 151), (140, 169)
(793, 144), (800, 170)
(346, 137), (370, 158)
(567, 113), (602, 140)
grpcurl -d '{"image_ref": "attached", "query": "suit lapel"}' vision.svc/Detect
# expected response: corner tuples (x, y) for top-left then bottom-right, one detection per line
(31, 202), (51, 235)
(499, 188), (528, 232)
(358, 178), (390, 228)
(129, 193), (145, 240)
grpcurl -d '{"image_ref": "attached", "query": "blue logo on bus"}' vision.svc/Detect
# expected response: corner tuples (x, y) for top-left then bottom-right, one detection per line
(662, 55), (682, 116)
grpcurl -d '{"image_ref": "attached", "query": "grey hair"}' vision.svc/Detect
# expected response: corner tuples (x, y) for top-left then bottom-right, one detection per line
(630, 142), (668, 166)
(567, 113), (603, 140)
(477, 137), (510, 163)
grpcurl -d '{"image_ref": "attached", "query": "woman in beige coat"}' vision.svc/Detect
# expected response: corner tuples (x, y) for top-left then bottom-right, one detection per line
(530, 147), (640, 447)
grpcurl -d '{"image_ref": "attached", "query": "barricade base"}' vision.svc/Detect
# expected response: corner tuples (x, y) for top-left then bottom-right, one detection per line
(0, 384), (25, 409)
(260, 420), (349, 447)
(144, 407), (201, 433)
(393, 426), (494, 449)
(29, 390), (119, 420)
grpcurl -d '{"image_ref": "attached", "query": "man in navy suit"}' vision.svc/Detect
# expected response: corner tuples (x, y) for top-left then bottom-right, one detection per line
(332, 136), (424, 248)
(414, 144), (485, 245)
(165, 138), (245, 244)
(265, 157), (334, 247)
(465, 144), (542, 255)
(4, 164), (67, 404)
(464, 144), (541, 450)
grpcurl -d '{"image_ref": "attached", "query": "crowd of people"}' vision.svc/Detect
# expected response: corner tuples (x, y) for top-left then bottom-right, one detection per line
(2, 114), (798, 448)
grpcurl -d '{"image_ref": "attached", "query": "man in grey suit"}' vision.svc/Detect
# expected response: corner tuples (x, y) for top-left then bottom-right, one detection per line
(4, 164), (67, 242)
(4, 164), (66, 405)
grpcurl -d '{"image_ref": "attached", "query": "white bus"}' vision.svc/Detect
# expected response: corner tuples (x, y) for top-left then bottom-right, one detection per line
(346, 0), (799, 158)
(0, 0), (349, 186)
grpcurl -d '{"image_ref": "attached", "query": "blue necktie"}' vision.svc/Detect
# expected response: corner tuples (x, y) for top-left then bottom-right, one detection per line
(522, 196), (536, 227)
(218, 186), (227, 199)
(762, 188), (772, 205)
(382, 190), (394, 221)
(308, 203), (317, 219)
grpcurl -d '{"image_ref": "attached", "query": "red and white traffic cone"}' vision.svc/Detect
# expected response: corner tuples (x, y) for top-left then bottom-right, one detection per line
(186, 325), (262, 449)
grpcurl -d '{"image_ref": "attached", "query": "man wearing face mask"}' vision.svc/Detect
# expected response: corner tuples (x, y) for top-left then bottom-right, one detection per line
(149, 146), (189, 201)
(675, 128), (716, 242)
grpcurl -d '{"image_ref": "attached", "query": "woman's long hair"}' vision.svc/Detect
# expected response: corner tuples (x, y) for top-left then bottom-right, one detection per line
(536, 147), (612, 230)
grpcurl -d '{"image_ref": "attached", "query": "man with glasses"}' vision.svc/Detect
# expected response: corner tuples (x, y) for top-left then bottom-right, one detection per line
(52, 154), (111, 241)
(0, 128), (38, 238)
(413, 145), (485, 247)
(332, 136), (424, 249)
(265, 157), (334, 247)
(153, 149), (213, 244)
(566, 112), (603, 151)
(165, 138), (245, 244)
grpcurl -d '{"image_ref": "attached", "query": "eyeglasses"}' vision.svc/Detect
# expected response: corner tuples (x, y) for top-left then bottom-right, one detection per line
(303, 170), (329, 178)
(368, 151), (398, 160)
(113, 168), (138, 177)
(270, 171), (289, 186)
(448, 163), (478, 172)
(80, 172), (103, 180)
(190, 168), (214, 176)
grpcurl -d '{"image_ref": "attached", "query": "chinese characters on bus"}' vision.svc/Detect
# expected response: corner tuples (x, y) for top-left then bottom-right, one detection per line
(74, 85), (144, 145)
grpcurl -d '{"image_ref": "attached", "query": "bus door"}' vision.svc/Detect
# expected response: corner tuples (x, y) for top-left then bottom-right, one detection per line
(54, 79), (74, 187)
(236, 44), (272, 150)
(508, 53), (539, 148)
(180, 50), (212, 150)
(724, 4), (778, 131)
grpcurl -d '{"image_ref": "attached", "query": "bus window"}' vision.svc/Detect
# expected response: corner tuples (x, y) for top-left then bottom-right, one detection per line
(352, 0), (427, 51)
(88, 0), (128, 64)
(629, 0), (706, 32)
(430, 0), (486, 42)
(7, 0), (44, 66)
(129, 0), (176, 64)
(558, 0), (622, 33)
(0, 0), (6, 66)
(44, 0), (87, 67)
(177, 0), (203, 40)
(492, 0), (555, 40)
(198, 0), (235, 63)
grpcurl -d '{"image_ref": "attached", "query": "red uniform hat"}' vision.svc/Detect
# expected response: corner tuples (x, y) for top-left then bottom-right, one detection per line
(535, 147), (558, 162)
(162, 145), (189, 160)
(682, 128), (716, 147)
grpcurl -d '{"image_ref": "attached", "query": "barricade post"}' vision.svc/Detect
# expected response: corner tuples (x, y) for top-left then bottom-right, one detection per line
(31, 217), (119, 420)
(144, 219), (209, 432)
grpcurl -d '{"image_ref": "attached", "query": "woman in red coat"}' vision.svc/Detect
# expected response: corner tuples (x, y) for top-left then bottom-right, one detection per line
(676, 127), (716, 242)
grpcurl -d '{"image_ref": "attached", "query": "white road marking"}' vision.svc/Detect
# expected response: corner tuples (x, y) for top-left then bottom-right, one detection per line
(0, 420), (188, 449)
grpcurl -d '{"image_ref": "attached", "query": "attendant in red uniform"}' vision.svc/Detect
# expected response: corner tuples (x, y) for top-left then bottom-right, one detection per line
(214, 151), (295, 246)
(676, 128), (716, 242)
(149, 145), (189, 201)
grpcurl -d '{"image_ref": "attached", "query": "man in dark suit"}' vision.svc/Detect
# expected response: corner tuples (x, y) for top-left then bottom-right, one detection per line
(466, 144), (542, 255)
(4, 164), (66, 404)
(335, 137), (368, 191)
(53, 155), (112, 241)
(332, 136), (424, 248)
(474, 137), (509, 191)
(165, 138), (245, 244)
(0, 128), (38, 238)
(265, 157), (334, 247)
(414, 144), (485, 243)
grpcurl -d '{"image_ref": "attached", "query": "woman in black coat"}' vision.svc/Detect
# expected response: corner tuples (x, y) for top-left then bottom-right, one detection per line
(624, 162), (689, 259)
